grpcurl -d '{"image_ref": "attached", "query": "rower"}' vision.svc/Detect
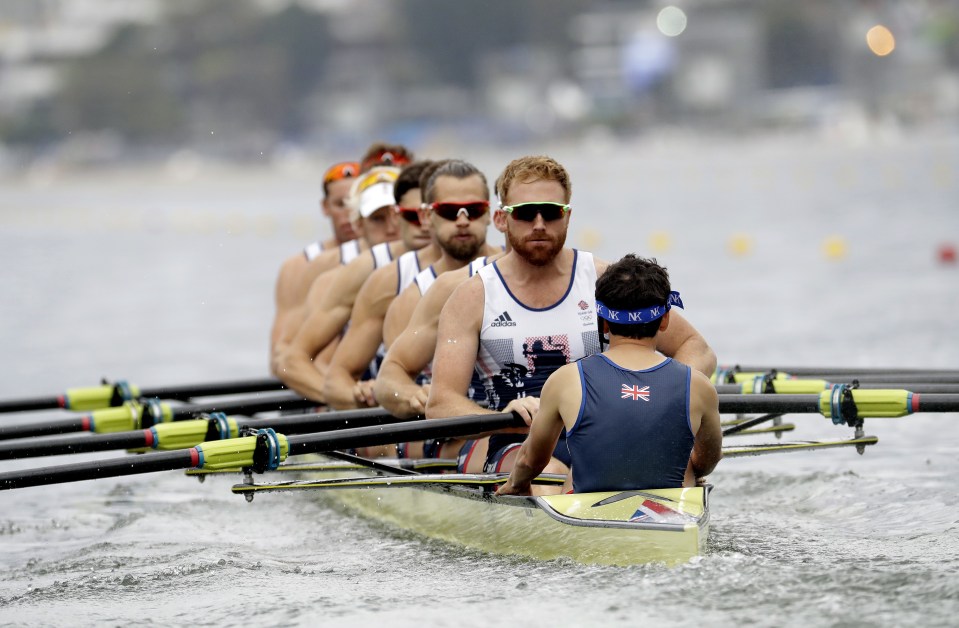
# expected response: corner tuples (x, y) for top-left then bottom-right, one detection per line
(275, 161), (431, 402)
(497, 255), (722, 495)
(270, 160), (358, 372)
(270, 143), (414, 377)
(426, 155), (717, 476)
(324, 159), (503, 410)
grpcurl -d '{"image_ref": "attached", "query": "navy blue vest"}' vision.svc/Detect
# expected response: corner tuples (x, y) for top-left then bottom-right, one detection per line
(566, 355), (693, 492)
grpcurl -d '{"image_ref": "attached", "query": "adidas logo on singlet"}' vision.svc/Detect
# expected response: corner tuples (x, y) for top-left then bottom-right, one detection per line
(491, 311), (517, 327)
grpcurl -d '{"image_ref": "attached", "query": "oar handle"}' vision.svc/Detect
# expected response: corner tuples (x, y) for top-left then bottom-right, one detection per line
(140, 378), (285, 400)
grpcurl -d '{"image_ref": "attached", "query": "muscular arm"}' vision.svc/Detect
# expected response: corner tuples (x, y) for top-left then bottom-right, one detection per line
(375, 270), (465, 417)
(689, 371), (722, 479)
(655, 311), (717, 377)
(425, 277), (490, 420)
(274, 253), (375, 400)
(270, 253), (309, 375)
(323, 265), (398, 409)
(498, 364), (578, 495)
(382, 282), (421, 349)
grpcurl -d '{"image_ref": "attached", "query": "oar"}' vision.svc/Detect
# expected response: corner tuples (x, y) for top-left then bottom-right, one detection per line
(0, 377), (287, 413)
(714, 382), (959, 395)
(720, 365), (959, 377)
(0, 412), (524, 490)
(0, 392), (316, 441)
(0, 408), (402, 460)
(718, 391), (959, 421)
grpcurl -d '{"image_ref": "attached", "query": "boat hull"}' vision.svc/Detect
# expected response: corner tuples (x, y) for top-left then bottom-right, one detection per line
(328, 483), (708, 566)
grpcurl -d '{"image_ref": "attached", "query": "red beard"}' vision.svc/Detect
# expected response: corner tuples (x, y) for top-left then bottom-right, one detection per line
(507, 227), (566, 266)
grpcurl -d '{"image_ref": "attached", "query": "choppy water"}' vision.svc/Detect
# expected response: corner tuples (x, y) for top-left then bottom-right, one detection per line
(1, 132), (957, 626)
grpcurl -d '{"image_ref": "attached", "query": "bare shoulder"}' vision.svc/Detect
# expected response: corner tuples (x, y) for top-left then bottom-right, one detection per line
(591, 255), (610, 275)
(445, 272), (485, 307)
(362, 259), (401, 294)
(689, 369), (719, 404)
(544, 361), (581, 392)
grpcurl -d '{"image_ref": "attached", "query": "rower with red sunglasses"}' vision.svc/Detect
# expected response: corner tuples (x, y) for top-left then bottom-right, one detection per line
(324, 159), (503, 412)
(426, 155), (717, 483)
(275, 161), (435, 402)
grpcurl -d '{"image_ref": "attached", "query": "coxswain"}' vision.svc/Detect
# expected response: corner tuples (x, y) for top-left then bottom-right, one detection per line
(497, 255), (722, 495)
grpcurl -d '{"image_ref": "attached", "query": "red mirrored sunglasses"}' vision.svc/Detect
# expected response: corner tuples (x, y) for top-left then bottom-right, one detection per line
(429, 201), (490, 221)
(394, 205), (422, 226)
(361, 150), (412, 171)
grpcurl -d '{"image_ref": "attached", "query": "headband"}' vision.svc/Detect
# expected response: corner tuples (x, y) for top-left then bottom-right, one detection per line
(596, 291), (683, 324)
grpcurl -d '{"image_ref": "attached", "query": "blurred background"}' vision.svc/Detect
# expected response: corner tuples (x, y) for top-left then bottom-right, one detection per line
(0, 0), (956, 387)
(0, 0), (957, 167)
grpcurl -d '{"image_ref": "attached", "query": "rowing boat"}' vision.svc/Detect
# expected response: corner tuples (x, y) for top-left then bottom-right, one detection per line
(229, 458), (710, 567)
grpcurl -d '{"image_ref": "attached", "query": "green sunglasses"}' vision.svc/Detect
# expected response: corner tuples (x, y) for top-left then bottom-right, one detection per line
(500, 201), (571, 222)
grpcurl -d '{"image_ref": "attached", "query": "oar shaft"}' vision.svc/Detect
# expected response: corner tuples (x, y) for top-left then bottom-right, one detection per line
(241, 408), (402, 433)
(286, 412), (524, 456)
(140, 377), (285, 400)
(727, 366), (959, 377)
(0, 450), (194, 490)
(167, 393), (315, 420)
(0, 396), (63, 413)
(714, 383), (959, 395)
(719, 395), (820, 415)
(0, 417), (87, 440)
(0, 431), (149, 460)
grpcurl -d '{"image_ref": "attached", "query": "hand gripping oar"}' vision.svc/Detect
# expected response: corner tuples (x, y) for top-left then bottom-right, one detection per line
(0, 412), (525, 490)
(0, 407), (404, 460)
(0, 377), (287, 413)
(0, 391), (317, 441)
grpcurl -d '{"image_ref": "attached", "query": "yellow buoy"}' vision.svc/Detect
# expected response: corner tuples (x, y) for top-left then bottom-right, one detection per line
(727, 233), (754, 258)
(578, 227), (602, 250)
(822, 235), (848, 260)
(648, 231), (672, 254)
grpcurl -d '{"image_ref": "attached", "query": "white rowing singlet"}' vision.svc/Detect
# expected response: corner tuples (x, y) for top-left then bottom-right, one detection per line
(395, 250), (422, 296)
(475, 250), (600, 411)
(413, 256), (490, 297)
(338, 239), (362, 265)
(303, 240), (325, 261)
(370, 242), (393, 269)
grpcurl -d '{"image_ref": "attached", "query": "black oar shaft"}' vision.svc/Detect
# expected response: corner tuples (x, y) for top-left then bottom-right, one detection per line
(167, 392), (315, 420)
(241, 408), (401, 433)
(719, 395), (821, 414)
(287, 412), (524, 456)
(0, 450), (194, 490)
(141, 377), (285, 400)
(0, 431), (148, 460)
(0, 418), (87, 440)
(715, 383), (959, 395)
(0, 396), (63, 413)
(915, 394), (959, 412)
(729, 366), (959, 377)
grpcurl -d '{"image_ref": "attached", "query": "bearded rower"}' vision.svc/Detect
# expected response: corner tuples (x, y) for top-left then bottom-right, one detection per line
(426, 155), (717, 477)
(324, 159), (503, 410)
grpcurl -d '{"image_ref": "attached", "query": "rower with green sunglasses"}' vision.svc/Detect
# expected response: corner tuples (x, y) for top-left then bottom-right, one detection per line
(426, 155), (717, 482)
